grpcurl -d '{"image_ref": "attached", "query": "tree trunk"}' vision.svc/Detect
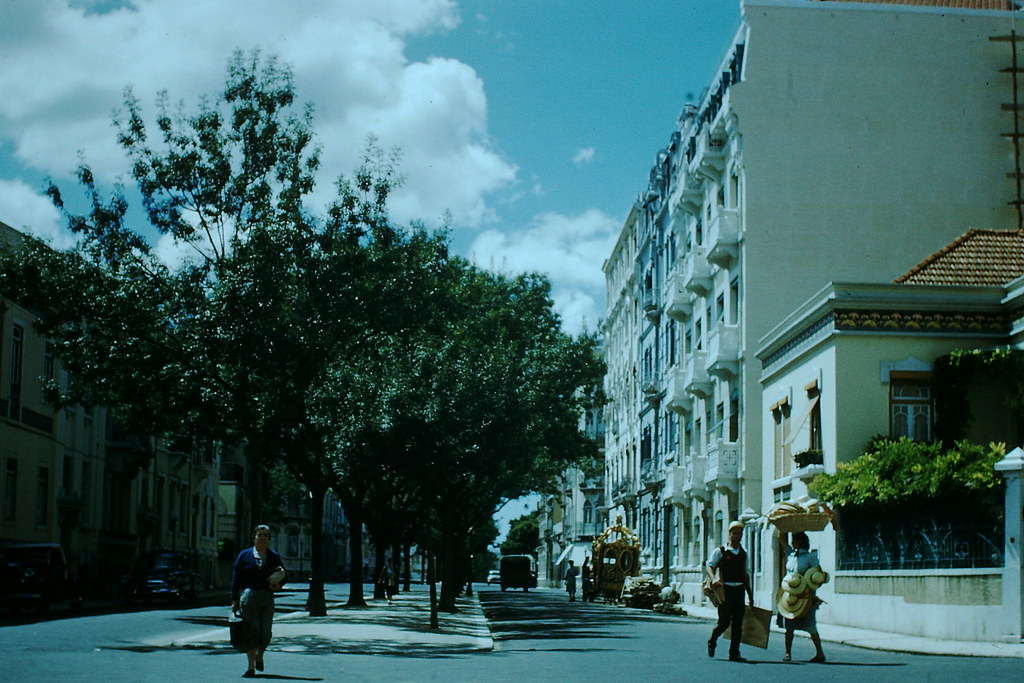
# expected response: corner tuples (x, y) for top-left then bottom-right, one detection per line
(402, 543), (411, 592)
(306, 484), (327, 616)
(438, 523), (462, 612)
(373, 543), (387, 600)
(345, 509), (367, 607)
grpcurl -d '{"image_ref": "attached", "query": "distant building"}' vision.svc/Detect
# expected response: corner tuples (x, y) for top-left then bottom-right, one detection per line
(0, 221), (221, 595)
(537, 404), (605, 587)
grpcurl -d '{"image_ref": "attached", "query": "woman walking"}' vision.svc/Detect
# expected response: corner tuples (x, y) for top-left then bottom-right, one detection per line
(231, 524), (287, 678)
(778, 531), (827, 663)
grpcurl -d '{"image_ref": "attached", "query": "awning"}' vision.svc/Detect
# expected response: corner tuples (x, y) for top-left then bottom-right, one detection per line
(783, 394), (820, 447)
(555, 543), (591, 567)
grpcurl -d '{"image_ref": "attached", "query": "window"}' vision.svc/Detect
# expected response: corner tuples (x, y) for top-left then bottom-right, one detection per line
(890, 373), (932, 440)
(668, 321), (677, 365)
(36, 466), (49, 525)
(729, 391), (740, 442)
(714, 402), (724, 440)
(44, 341), (55, 382)
(62, 455), (74, 495)
(4, 458), (17, 521)
(695, 217), (703, 246)
(583, 500), (593, 524)
(10, 324), (24, 419)
(772, 400), (791, 478)
(729, 278), (740, 325)
(716, 293), (726, 325)
(81, 461), (92, 524)
(808, 386), (822, 451)
(695, 319), (703, 351)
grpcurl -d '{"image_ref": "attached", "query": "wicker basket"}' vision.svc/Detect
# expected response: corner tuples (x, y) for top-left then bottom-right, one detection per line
(770, 512), (832, 533)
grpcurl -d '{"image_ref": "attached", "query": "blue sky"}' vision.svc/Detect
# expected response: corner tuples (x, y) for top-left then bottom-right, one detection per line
(0, 0), (741, 338)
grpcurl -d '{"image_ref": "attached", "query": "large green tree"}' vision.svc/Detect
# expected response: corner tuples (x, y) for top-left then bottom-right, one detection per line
(0, 51), (449, 616)
(314, 260), (604, 610)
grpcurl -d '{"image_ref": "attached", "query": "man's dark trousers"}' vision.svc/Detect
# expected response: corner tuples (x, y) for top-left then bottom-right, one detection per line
(709, 585), (745, 658)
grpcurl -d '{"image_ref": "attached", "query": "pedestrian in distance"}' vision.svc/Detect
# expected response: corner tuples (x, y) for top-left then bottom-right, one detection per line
(581, 556), (593, 602)
(706, 520), (754, 662)
(564, 559), (579, 602)
(779, 531), (828, 663)
(231, 524), (287, 678)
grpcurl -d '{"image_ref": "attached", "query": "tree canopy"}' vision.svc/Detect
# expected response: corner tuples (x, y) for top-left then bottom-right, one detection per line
(0, 49), (603, 616)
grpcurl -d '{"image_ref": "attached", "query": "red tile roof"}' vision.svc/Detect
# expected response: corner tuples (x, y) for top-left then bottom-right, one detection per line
(817, 0), (1017, 8)
(895, 229), (1024, 286)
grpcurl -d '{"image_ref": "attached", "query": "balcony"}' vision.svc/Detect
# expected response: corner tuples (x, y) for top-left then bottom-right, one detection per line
(666, 272), (693, 321)
(682, 455), (708, 501)
(664, 465), (687, 504)
(684, 352), (713, 399)
(707, 208), (739, 267)
(643, 288), (660, 322)
(677, 182), (703, 215)
(689, 128), (726, 181)
(704, 439), (740, 493)
(683, 247), (712, 297)
(706, 324), (740, 379)
(640, 458), (665, 488)
(642, 375), (661, 406)
(612, 478), (637, 504)
(666, 366), (692, 414)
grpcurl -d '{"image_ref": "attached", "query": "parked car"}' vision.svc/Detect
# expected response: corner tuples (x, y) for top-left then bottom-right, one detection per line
(486, 569), (501, 585)
(123, 551), (200, 603)
(0, 543), (82, 612)
(499, 555), (537, 592)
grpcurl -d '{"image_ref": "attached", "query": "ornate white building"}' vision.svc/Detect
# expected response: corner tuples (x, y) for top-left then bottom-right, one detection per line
(602, 0), (1022, 611)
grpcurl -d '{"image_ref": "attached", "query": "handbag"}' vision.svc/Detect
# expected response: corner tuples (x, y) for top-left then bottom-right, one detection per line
(228, 609), (250, 652)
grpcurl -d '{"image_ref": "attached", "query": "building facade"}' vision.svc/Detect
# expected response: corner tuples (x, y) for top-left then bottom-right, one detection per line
(757, 228), (1024, 641)
(602, 0), (1022, 611)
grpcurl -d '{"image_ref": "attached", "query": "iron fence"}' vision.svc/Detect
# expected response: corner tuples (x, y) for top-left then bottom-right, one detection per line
(838, 519), (1003, 571)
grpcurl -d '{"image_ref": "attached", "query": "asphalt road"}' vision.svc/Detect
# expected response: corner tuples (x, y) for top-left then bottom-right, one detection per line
(0, 585), (1019, 682)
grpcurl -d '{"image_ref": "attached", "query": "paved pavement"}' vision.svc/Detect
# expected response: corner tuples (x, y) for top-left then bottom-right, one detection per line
(156, 583), (1024, 659)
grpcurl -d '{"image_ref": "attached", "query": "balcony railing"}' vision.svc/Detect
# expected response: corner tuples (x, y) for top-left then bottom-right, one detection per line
(612, 478), (637, 503)
(643, 288), (660, 321)
(682, 455), (708, 500)
(707, 208), (739, 267)
(706, 324), (740, 379)
(666, 366), (692, 414)
(683, 247), (712, 296)
(666, 271), (693, 321)
(689, 128), (726, 180)
(704, 439), (739, 493)
(664, 465), (687, 504)
(684, 352), (713, 399)
(640, 458), (664, 487)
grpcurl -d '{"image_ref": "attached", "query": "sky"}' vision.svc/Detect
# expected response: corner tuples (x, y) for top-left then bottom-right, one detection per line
(0, 0), (743, 540)
(0, 0), (742, 337)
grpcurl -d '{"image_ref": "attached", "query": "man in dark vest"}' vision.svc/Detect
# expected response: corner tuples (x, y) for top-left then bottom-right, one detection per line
(706, 520), (754, 662)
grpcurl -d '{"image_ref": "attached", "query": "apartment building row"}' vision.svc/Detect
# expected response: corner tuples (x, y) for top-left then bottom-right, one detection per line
(0, 221), (352, 596)
(598, 0), (1024, 641)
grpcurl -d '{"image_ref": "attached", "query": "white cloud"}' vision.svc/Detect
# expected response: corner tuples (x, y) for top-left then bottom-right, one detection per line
(572, 146), (596, 166)
(0, 178), (76, 249)
(0, 0), (514, 231)
(467, 209), (619, 335)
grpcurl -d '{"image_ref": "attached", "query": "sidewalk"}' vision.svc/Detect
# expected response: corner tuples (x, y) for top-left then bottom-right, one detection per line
(682, 601), (1024, 659)
(151, 583), (1024, 659)
(159, 583), (493, 656)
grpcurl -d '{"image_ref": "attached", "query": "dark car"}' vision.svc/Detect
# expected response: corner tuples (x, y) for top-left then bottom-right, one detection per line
(0, 543), (82, 612)
(123, 552), (200, 603)
(499, 554), (537, 592)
